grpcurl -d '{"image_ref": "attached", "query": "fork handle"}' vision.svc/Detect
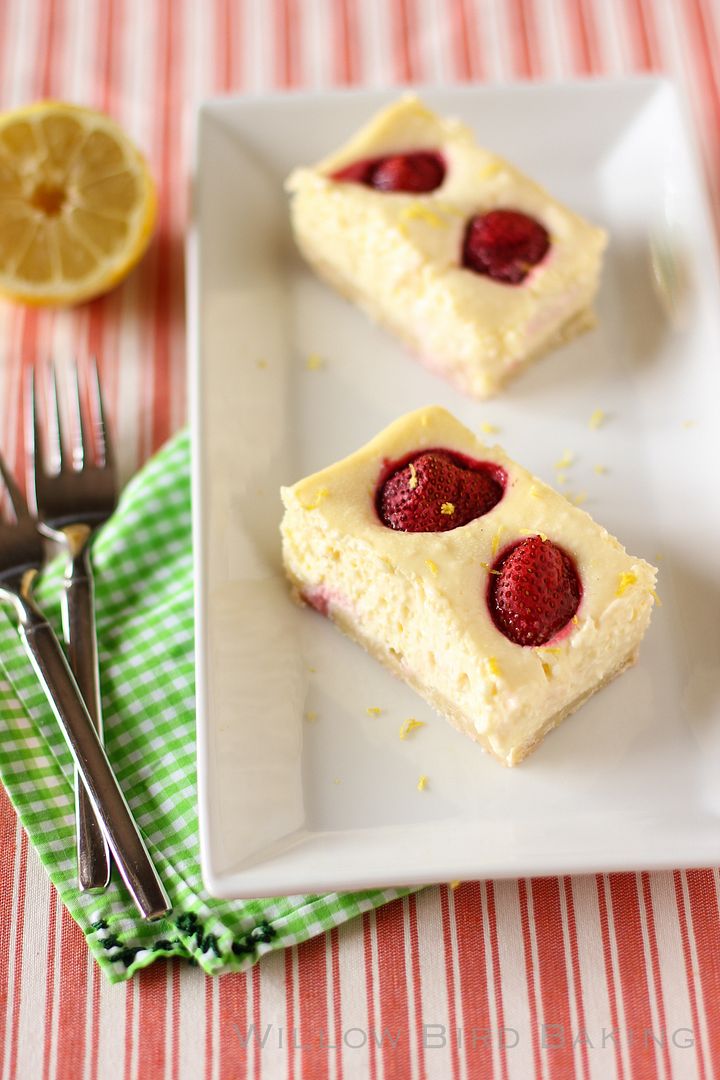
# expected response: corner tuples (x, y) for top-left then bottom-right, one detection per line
(62, 541), (111, 891)
(17, 596), (171, 920)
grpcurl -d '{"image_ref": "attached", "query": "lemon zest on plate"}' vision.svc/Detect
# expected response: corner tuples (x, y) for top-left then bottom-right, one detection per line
(399, 718), (426, 739)
(555, 449), (574, 470)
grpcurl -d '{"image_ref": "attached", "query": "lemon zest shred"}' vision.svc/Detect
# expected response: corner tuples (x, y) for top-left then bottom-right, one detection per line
(417, 774), (429, 792)
(651, 589), (662, 606)
(616, 571), (637, 597)
(480, 561), (501, 576)
(400, 203), (445, 228)
(449, 880), (461, 890)
(485, 657), (501, 678)
(306, 353), (325, 371)
(256, 358), (268, 369)
(536, 647), (561, 654)
(572, 491), (588, 506)
(529, 484), (542, 498)
(400, 718), (426, 740)
(555, 449), (574, 469)
(594, 464), (607, 475)
(304, 711), (318, 723)
(408, 462), (418, 490)
(480, 421), (498, 435)
(477, 160), (502, 180)
(491, 526), (505, 557)
(425, 559), (439, 576)
(541, 662), (553, 680)
(556, 472), (567, 487)
(589, 408), (605, 430)
(366, 706), (382, 717)
(441, 502), (455, 516)
(302, 486), (330, 511)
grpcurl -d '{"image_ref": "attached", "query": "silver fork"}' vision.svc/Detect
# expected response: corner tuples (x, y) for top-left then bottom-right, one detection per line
(27, 360), (116, 892)
(0, 442), (170, 919)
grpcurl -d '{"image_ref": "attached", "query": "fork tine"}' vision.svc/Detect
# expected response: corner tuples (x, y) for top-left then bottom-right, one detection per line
(70, 360), (89, 471)
(47, 363), (65, 474)
(25, 367), (43, 512)
(89, 355), (114, 471)
(0, 445), (29, 521)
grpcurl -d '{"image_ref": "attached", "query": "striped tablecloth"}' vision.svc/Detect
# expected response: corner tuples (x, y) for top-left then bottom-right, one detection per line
(1, 1), (719, 1078)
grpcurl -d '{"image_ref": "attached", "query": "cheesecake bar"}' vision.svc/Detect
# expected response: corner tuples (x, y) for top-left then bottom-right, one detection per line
(280, 407), (657, 766)
(286, 96), (607, 399)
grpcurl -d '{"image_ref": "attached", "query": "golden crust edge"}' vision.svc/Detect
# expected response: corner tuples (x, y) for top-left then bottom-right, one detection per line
(285, 571), (639, 768)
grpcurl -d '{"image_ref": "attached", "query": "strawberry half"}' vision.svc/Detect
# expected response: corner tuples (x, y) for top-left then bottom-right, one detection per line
(330, 159), (377, 184)
(462, 209), (550, 284)
(377, 450), (504, 533)
(488, 536), (581, 646)
(331, 151), (445, 193)
(371, 152), (445, 193)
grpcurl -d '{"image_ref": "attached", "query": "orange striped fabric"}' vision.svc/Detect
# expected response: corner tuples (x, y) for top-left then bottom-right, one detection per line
(1, 1), (720, 1077)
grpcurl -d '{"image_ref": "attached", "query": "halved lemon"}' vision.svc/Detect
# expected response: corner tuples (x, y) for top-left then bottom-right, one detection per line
(0, 101), (156, 305)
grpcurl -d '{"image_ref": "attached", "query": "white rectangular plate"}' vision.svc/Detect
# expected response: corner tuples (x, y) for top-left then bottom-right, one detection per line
(189, 78), (720, 899)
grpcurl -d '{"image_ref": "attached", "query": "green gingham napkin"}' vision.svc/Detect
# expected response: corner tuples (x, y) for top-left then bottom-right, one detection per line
(0, 431), (409, 983)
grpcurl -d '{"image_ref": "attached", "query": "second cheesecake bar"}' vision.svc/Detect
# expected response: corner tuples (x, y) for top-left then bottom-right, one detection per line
(286, 96), (607, 399)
